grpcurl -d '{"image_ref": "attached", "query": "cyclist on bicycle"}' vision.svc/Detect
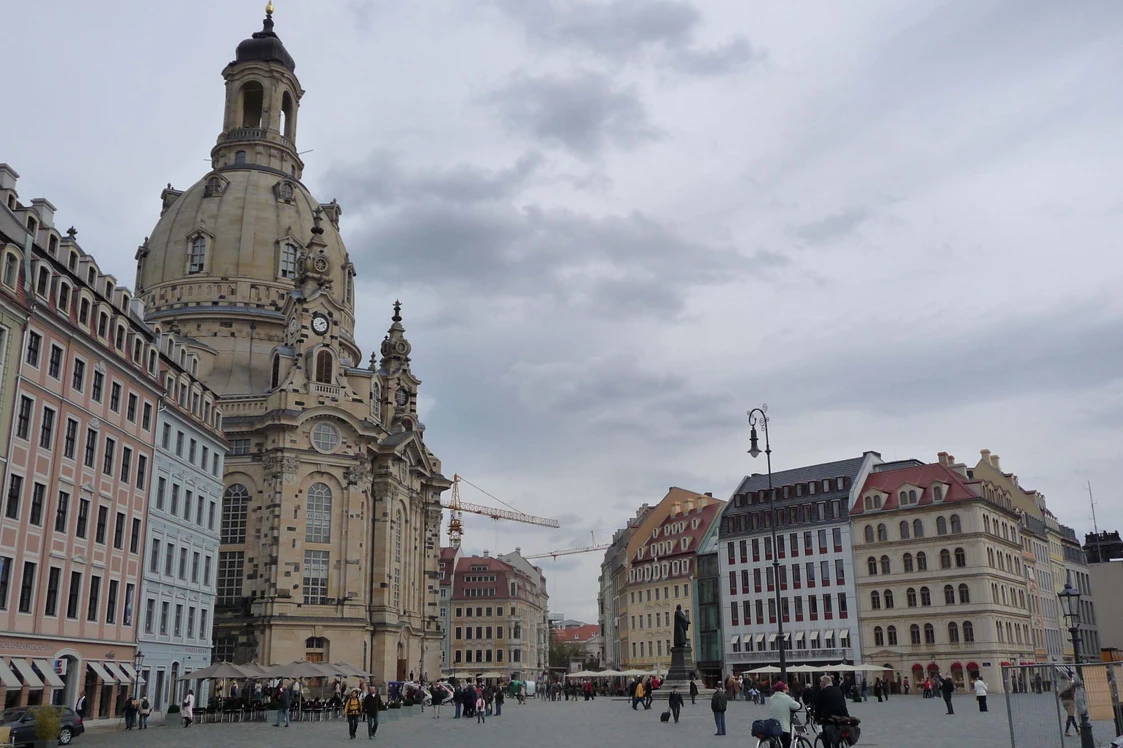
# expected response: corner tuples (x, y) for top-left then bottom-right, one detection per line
(815, 675), (851, 748)
(769, 681), (803, 748)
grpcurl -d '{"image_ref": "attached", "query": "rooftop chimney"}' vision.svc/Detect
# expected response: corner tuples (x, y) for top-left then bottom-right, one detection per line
(937, 452), (949, 466)
(683, 499), (694, 513)
(704, 492), (713, 497)
(482, 550), (489, 558)
(991, 454), (1000, 470)
(30, 198), (56, 229)
(0, 164), (18, 192)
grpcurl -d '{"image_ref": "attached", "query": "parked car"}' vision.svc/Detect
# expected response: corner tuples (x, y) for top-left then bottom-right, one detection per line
(0, 705), (85, 746)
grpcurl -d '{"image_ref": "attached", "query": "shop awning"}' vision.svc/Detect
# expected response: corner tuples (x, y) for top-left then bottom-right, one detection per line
(756, 634), (765, 646)
(795, 631), (805, 641)
(87, 661), (117, 684)
(32, 660), (65, 689)
(103, 662), (129, 684)
(10, 658), (44, 689)
(911, 663), (924, 671)
(839, 629), (850, 641)
(950, 662), (962, 670)
(0, 660), (21, 689)
(809, 630), (820, 641)
(118, 663), (145, 685)
(967, 662), (980, 671)
(824, 630), (836, 641)
(768, 633), (778, 643)
(729, 635), (740, 646)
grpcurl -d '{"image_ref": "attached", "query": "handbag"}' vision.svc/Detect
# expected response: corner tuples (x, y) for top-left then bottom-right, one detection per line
(752, 718), (783, 738)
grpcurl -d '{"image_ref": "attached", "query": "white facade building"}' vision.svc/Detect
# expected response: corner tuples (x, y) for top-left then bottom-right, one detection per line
(137, 335), (226, 713)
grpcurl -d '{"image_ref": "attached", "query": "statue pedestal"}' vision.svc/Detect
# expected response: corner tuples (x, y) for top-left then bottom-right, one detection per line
(653, 645), (702, 700)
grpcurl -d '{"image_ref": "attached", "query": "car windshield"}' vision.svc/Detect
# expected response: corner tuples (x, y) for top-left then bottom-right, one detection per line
(0, 708), (29, 722)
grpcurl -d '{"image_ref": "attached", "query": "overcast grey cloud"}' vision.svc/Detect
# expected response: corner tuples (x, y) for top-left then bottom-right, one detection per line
(3, 0), (1123, 623)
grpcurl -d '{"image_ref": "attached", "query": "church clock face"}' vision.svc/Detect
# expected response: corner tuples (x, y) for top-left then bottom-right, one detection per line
(311, 313), (330, 336)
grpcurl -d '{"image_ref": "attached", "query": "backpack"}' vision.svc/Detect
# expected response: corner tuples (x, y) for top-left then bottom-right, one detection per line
(752, 719), (783, 738)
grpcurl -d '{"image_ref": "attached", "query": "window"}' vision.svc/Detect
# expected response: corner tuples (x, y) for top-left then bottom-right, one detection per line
(916, 551), (928, 571)
(303, 550), (329, 604)
(145, 599), (156, 633)
(15, 397), (32, 440)
(884, 590), (894, 609)
(97, 312), (109, 339)
(923, 622), (935, 644)
(186, 606), (195, 638)
(833, 526), (842, 549)
(58, 284), (70, 312)
(907, 587), (917, 607)
(880, 555), (890, 574)
(130, 517), (142, 554)
(4, 475), (22, 520)
(48, 344), (63, 378)
(71, 360), (86, 392)
(136, 454), (147, 490)
(35, 407), (56, 450)
(76, 500), (89, 538)
(204, 555), (212, 586)
(940, 549), (952, 569)
(25, 332), (41, 367)
(44, 567), (61, 617)
(150, 539), (161, 573)
(230, 439), (251, 456)
(958, 583), (970, 603)
(120, 446), (132, 482)
(937, 516), (947, 535)
(955, 548), (966, 568)
(113, 511), (125, 549)
(950, 514), (962, 533)
(159, 602), (169, 634)
(127, 393), (138, 422)
(963, 621), (975, 642)
(95, 505), (108, 544)
(876, 524), (887, 541)
(29, 483), (45, 526)
(86, 574), (100, 621)
(189, 236), (206, 274)
(91, 371), (104, 403)
(909, 623), (921, 645)
(55, 491), (70, 533)
(79, 299), (90, 326)
(281, 243), (297, 278)
(944, 584), (955, 604)
(106, 580), (118, 624)
(871, 590), (880, 609)
(948, 622), (959, 643)
(142, 402), (152, 430)
(315, 350), (332, 383)
(63, 418), (78, 459)
(179, 547), (188, 579)
(913, 519), (924, 537)
(174, 604), (183, 636)
(17, 562), (36, 613)
(899, 520), (909, 540)
(1, 254), (16, 287)
(222, 484), (249, 543)
(217, 551), (244, 604)
(920, 586), (931, 606)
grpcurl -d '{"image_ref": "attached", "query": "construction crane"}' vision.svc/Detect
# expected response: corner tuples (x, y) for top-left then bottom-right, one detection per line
(525, 532), (610, 560)
(443, 474), (560, 548)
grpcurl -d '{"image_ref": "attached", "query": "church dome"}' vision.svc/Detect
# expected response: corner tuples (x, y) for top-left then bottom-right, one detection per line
(235, 8), (295, 71)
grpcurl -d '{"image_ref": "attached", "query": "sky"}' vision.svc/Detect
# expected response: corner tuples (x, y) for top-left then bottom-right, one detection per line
(4, 0), (1123, 624)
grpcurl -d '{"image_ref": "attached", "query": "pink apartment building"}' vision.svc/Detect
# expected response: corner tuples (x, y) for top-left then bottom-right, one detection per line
(0, 177), (162, 719)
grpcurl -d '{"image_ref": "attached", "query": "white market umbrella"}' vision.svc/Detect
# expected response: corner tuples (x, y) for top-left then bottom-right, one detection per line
(747, 666), (782, 674)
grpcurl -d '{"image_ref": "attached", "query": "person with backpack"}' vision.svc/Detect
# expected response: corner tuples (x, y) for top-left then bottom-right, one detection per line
(138, 694), (151, 729)
(345, 687), (363, 739)
(274, 681), (291, 727)
(123, 693), (139, 730)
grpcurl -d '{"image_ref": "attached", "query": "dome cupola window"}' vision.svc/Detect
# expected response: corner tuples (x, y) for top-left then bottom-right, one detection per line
(240, 81), (265, 130)
(274, 180), (296, 203)
(314, 350), (333, 384)
(204, 175), (227, 197)
(279, 243), (298, 279)
(234, 151), (247, 165)
(188, 236), (207, 274)
(310, 423), (341, 454)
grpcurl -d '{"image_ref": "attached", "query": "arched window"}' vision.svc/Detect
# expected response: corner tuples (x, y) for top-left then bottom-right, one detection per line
(222, 484), (250, 544)
(871, 591), (881, 609)
(950, 514), (962, 533)
(916, 552), (927, 571)
(864, 525), (874, 543)
(392, 509), (403, 613)
(909, 624), (921, 645)
(996, 621), (1004, 642)
(281, 91), (295, 139)
(936, 516), (947, 535)
(923, 623), (935, 644)
(899, 491), (907, 504)
(933, 485), (943, 501)
(906, 587), (917, 607)
(955, 548), (966, 568)
(867, 557), (878, 576)
(235, 150), (247, 165)
(874, 626), (884, 646)
(913, 519), (924, 537)
(940, 549), (952, 569)
(920, 586), (931, 606)
(880, 555), (891, 574)
(279, 182), (294, 201)
(884, 590), (894, 609)
(241, 81), (264, 128)
(903, 553), (914, 573)
(188, 236), (206, 274)
(2, 253), (16, 287)
(315, 350), (333, 384)
(280, 243), (297, 279)
(944, 585), (955, 605)
(877, 524), (887, 542)
(984, 515), (990, 533)
(205, 176), (223, 197)
(987, 548), (995, 567)
(948, 622), (959, 643)
(887, 626), (898, 646)
(271, 354), (281, 389)
(909, 489), (917, 504)
(899, 521), (910, 540)
(962, 621), (974, 642)
(305, 482), (332, 543)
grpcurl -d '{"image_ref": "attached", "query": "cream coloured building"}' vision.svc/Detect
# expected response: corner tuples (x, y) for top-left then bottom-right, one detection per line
(134, 7), (450, 681)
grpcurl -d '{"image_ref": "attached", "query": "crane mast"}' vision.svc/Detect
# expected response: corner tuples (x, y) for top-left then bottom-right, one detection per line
(443, 474), (560, 548)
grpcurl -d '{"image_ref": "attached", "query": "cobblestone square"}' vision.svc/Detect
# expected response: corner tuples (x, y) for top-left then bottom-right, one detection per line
(78, 694), (1031, 748)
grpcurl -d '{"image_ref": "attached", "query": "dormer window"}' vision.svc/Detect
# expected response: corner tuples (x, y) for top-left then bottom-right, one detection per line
(933, 485), (944, 501)
(121, 293), (130, 311)
(280, 243), (297, 279)
(97, 312), (109, 338)
(188, 236), (206, 274)
(35, 266), (50, 297)
(204, 176), (225, 197)
(87, 268), (96, 285)
(48, 235), (58, 256)
(26, 216), (37, 235)
(114, 325), (125, 350)
(57, 283), (70, 312)
(105, 281), (114, 298)
(79, 298), (90, 326)
(68, 252), (78, 271)
(3, 253), (17, 287)
(279, 183), (294, 200)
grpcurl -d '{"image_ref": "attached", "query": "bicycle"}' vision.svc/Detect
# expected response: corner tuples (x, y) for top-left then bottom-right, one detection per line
(755, 711), (817, 748)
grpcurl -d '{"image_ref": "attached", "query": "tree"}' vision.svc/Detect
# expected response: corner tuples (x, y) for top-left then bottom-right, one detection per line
(549, 640), (584, 669)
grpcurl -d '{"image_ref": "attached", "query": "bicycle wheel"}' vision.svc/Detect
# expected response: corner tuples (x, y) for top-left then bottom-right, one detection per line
(794, 735), (815, 748)
(813, 734), (829, 748)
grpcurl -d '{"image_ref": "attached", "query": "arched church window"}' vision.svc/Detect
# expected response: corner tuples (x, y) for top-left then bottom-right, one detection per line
(315, 350), (332, 384)
(205, 176), (223, 197)
(2, 253), (16, 287)
(393, 509), (403, 613)
(234, 151), (247, 165)
(280, 243), (297, 279)
(305, 482), (332, 543)
(278, 182), (294, 201)
(188, 236), (206, 274)
(281, 91), (294, 140)
(270, 354), (281, 389)
(310, 423), (340, 454)
(241, 81), (264, 128)
(221, 484), (249, 544)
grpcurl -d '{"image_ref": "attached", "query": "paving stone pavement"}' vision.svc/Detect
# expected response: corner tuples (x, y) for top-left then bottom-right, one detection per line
(77, 694), (1026, 748)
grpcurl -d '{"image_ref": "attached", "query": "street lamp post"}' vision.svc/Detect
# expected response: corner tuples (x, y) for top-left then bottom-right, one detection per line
(133, 649), (144, 699)
(1059, 582), (1095, 748)
(748, 405), (785, 681)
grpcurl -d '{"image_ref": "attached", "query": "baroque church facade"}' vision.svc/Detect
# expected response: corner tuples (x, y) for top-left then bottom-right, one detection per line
(134, 7), (450, 681)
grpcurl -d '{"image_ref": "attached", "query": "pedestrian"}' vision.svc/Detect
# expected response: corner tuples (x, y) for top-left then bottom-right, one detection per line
(181, 690), (195, 727)
(139, 694), (151, 729)
(769, 682), (802, 748)
(345, 687), (363, 739)
(668, 686), (684, 723)
(274, 682), (291, 727)
(75, 691), (87, 720)
(1060, 679), (1079, 735)
(123, 693), (138, 730)
(632, 678), (644, 710)
(711, 682), (728, 736)
(940, 674), (955, 715)
(495, 686), (504, 716)
(644, 678), (654, 710)
(476, 693), (486, 724)
(973, 677), (988, 712)
(903, 679), (910, 695)
(861, 679), (868, 702)
(874, 679), (883, 703)
(362, 685), (383, 739)
(453, 683), (463, 718)
(689, 677), (698, 705)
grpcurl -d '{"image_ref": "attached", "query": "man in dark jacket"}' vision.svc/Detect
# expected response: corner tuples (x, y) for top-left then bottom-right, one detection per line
(453, 685), (463, 718)
(689, 677), (699, 705)
(464, 684), (476, 718)
(711, 683), (728, 736)
(668, 686), (685, 723)
(815, 675), (849, 748)
(362, 687), (383, 739)
(941, 674), (955, 714)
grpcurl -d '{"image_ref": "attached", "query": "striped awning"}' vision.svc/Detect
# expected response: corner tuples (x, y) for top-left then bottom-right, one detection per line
(32, 659), (65, 689)
(0, 660), (21, 689)
(118, 662), (145, 685)
(87, 661), (116, 684)
(10, 658), (43, 689)
(102, 662), (129, 684)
